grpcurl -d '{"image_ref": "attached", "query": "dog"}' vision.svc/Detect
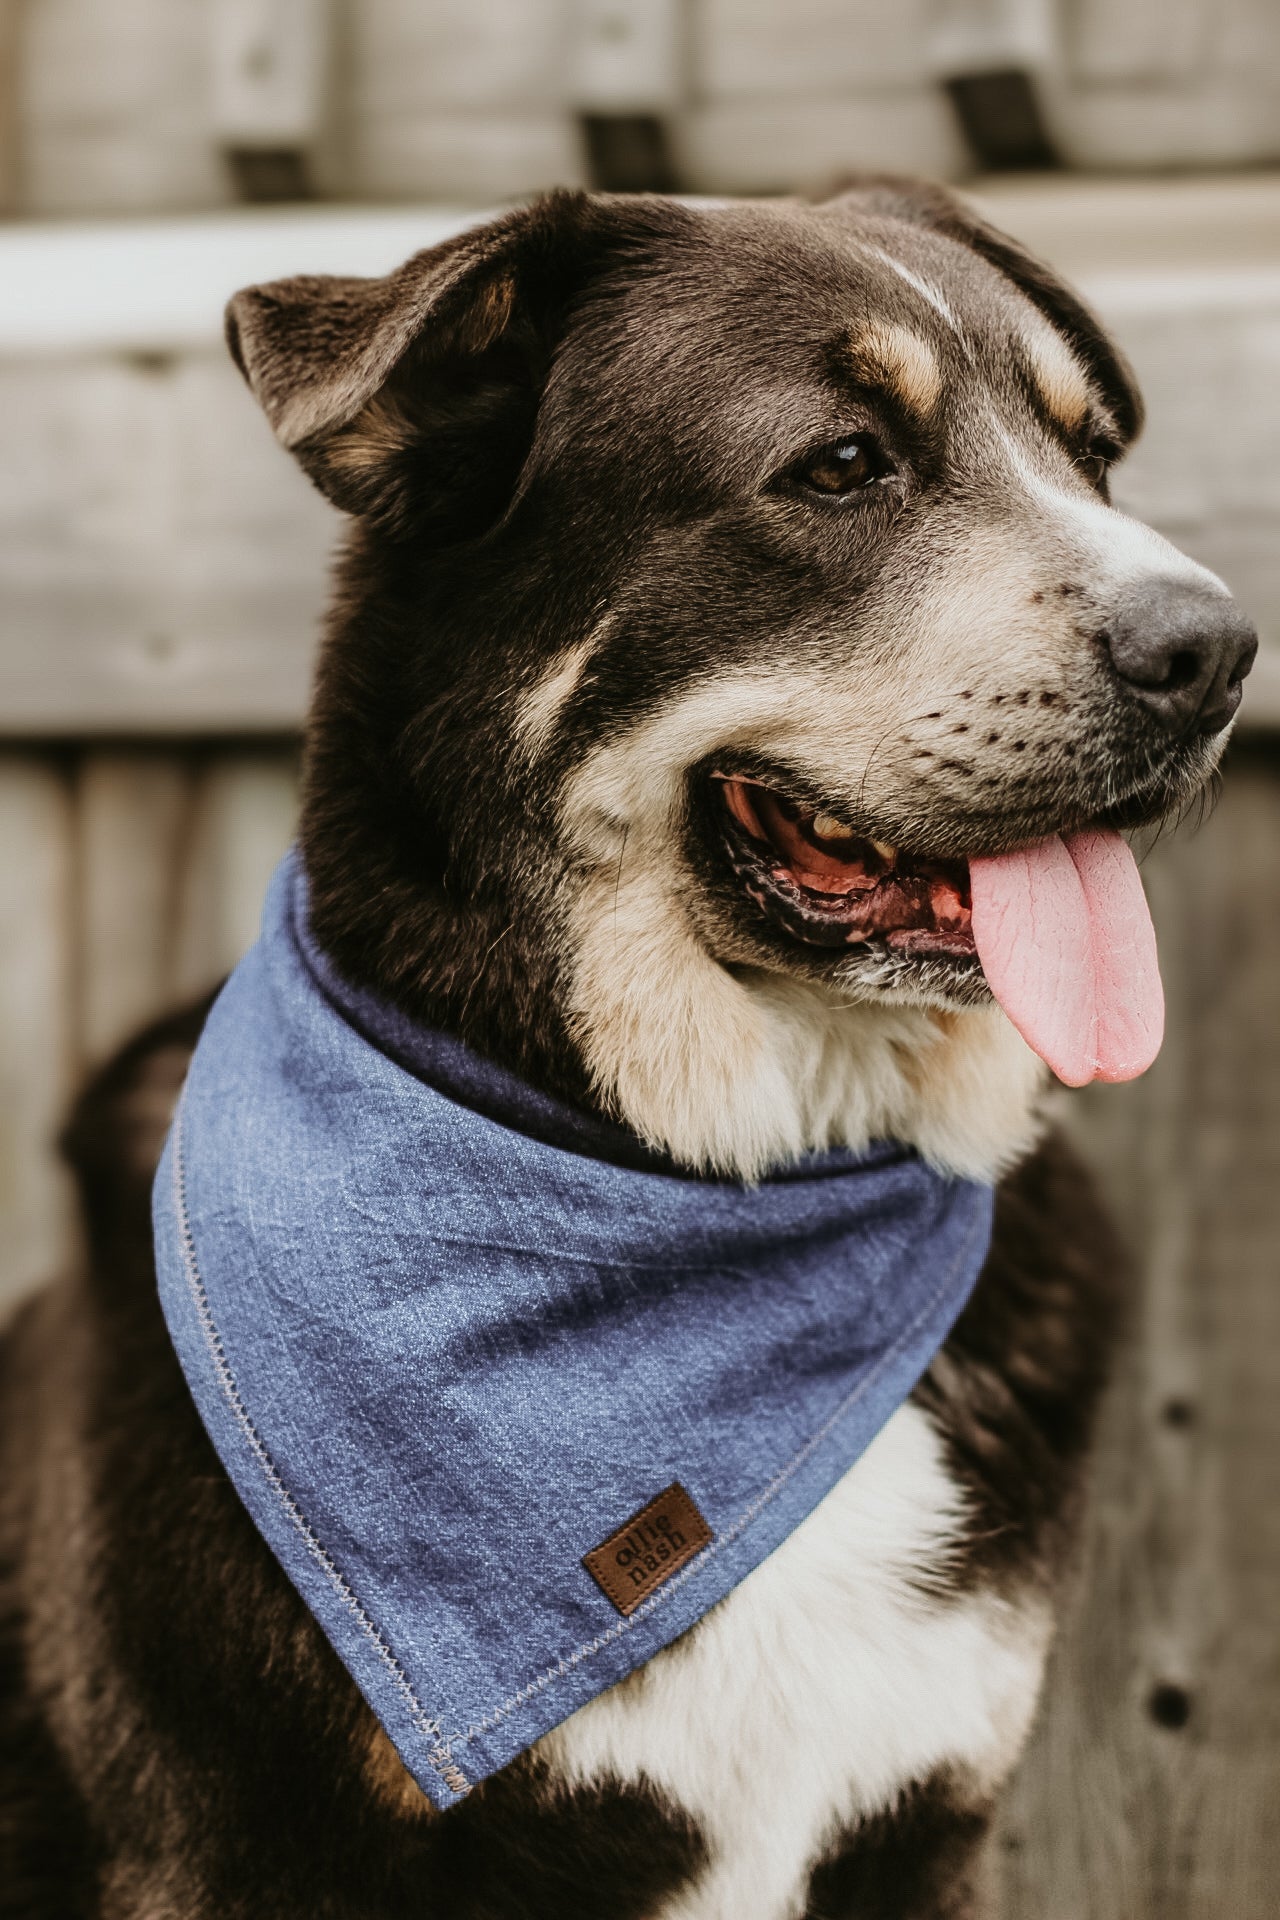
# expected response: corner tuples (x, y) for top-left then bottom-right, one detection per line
(0, 177), (1255, 1918)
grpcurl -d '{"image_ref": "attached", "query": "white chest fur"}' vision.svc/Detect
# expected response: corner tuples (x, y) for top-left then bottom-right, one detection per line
(538, 1404), (1051, 1920)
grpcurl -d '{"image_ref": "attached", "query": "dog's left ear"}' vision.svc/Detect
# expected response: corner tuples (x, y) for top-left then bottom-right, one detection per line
(817, 175), (1144, 445)
(225, 190), (617, 536)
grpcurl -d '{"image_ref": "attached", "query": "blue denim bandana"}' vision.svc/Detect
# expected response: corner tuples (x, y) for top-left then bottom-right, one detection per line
(153, 852), (993, 1808)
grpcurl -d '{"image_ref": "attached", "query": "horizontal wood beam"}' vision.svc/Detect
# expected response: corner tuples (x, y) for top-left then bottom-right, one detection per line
(0, 186), (1274, 734)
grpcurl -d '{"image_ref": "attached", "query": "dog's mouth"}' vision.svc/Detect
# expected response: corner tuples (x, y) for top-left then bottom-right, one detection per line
(712, 773), (977, 963)
(707, 765), (1170, 1086)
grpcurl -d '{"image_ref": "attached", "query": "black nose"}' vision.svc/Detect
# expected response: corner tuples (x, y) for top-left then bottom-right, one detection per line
(1104, 578), (1257, 736)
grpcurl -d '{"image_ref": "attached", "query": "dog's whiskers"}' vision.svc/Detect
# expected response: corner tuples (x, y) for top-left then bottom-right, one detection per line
(611, 826), (629, 951)
(458, 920), (516, 1028)
(855, 719), (905, 817)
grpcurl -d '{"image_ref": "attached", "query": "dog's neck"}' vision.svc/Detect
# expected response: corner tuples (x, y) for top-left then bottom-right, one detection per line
(301, 789), (1047, 1189)
(569, 943), (1049, 1183)
(300, 547), (606, 1118)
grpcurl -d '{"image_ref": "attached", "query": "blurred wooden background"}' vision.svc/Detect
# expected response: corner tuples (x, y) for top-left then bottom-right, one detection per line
(0, 743), (297, 1298)
(0, 0), (1277, 212)
(993, 741), (1280, 1918)
(0, 5), (1278, 1916)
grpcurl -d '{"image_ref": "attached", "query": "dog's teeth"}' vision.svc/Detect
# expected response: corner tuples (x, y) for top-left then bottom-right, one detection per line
(869, 837), (897, 863)
(812, 811), (856, 841)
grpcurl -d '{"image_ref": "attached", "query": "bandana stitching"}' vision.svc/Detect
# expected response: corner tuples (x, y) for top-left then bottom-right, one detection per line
(171, 1093), (472, 1801)
(173, 1075), (983, 1768)
(157, 853), (993, 1803)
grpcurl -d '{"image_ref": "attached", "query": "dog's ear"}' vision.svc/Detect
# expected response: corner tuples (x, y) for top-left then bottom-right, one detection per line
(225, 190), (610, 537)
(818, 175), (1144, 445)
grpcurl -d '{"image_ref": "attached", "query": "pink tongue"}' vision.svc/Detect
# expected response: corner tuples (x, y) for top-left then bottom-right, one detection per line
(968, 830), (1164, 1086)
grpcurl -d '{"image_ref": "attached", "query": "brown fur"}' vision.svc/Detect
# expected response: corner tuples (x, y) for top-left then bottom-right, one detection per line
(848, 321), (944, 419)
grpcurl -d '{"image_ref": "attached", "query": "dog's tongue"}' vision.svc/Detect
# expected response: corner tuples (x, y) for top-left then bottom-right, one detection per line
(968, 830), (1163, 1087)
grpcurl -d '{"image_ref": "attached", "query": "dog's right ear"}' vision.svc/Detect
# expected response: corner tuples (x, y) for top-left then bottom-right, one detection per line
(225, 191), (609, 537)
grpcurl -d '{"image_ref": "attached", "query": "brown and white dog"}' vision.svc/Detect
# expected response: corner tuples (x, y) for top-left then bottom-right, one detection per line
(0, 179), (1255, 1918)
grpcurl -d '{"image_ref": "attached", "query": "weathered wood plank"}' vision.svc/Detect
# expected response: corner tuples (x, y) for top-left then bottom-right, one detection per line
(0, 755), (76, 1310)
(994, 740), (1280, 1918)
(670, 91), (969, 194)
(1067, 0), (1280, 87)
(1068, 0), (1211, 81)
(0, 193), (1274, 734)
(969, 174), (1280, 277)
(342, 110), (587, 204)
(18, 0), (228, 215)
(0, 744), (297, 1310)
(693, 0), (934, 96)
(340, 0), (585, 199)
(1057, 81), (1280, 169)
(0, 208), (480, 357)
(0, 0), (19, 214)
(568, 0), (686, 113)
(346, 0), (571, 113)
(170, 748), (299, 1001)
(211, 0), (333, 149)
(0, 348), (334, 733)
(76, 749), (196, 1067)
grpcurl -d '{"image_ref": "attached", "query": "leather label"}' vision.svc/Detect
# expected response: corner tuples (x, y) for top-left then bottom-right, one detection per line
(582, 1483), (713, 1617)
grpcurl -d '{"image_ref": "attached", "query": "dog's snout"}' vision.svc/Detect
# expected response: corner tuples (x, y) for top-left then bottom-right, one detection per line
(1102, 579), (1257, 737)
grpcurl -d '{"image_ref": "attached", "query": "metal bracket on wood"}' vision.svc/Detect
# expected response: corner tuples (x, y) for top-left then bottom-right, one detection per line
(568, 0), (686, 193)
(930, 0), (1062, 170)
(211, 0), (333, 203)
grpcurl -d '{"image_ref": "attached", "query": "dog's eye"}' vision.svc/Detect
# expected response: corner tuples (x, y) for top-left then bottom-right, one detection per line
(794, 435), (891, 496)
(1076, 439), (1116, 496)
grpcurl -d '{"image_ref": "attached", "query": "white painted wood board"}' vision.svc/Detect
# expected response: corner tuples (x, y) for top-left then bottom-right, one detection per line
(670, 91), (969, 193)
(568, 0), (686, 112)
(0, 189), (1275, 733)
(210, 0), (333, 148)
(692, 0), (936, 96)
(0, 758), (76, 1308)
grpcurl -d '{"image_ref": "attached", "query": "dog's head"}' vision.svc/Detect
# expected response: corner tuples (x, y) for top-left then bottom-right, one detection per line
(228, 183), (1254, 1176)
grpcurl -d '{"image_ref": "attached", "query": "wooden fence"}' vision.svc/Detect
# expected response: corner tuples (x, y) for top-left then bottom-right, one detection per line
(1, 180), (1278, 743)
(0, 743), (297, 1306)
(1, 0), (1278, 215)
(992, 741), (1280, 1919)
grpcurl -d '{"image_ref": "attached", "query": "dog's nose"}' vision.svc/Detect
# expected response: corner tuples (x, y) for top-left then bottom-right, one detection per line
(1104, 579), (1257, 737)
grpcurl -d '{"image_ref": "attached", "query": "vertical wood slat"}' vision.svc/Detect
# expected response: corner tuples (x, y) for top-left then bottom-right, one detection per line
(77, 750), (196, 1067)
(568, 0), (686, 112)
(0, 0), (19, 212)
(994, 744), (1280, 1918)
(210, 0), (333, 149)
(0, 755), (77, 1311)
(0, 743), (299, 1312)
(78, 745), (301, 1066)
(170, 748), (300, 1001)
